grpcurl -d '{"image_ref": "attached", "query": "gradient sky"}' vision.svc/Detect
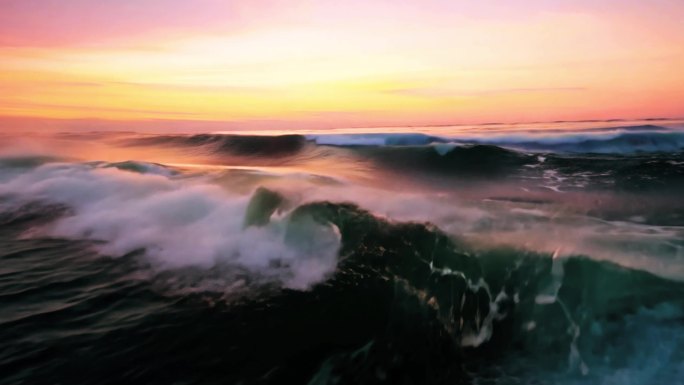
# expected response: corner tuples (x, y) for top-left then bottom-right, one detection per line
(1, 0), (683, 131)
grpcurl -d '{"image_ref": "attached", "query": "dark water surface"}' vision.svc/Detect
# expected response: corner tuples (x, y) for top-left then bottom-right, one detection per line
(1, 122), (684, 384)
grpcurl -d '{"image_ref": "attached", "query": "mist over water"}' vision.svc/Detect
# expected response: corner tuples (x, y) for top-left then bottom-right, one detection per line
(1, 120), (684, 384)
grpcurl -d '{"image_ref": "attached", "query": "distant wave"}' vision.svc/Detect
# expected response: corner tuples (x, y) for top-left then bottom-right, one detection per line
(354, 144), (535, 177)
(119, 125), (684, 163)
(306, 133), (447, 147)
(468, 131), (684, 154)
(117, 130), (684, 186)
(308, 126), (684, 154)
(124, 133), (309, 157)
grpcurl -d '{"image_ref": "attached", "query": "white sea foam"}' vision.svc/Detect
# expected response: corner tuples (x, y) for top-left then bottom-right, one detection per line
(0, 162), (341, 290)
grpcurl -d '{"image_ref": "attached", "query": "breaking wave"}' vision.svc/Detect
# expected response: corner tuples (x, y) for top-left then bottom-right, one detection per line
(0, 162), (341, 291)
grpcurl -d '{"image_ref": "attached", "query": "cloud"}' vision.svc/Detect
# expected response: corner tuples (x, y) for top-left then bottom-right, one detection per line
(388, 86), (587, 98)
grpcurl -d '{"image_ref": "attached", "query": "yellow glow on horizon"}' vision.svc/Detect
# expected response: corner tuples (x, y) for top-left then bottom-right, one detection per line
(1, 7), (683, 129)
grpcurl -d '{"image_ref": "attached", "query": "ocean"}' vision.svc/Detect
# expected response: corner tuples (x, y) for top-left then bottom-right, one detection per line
(1, 119), (683, 384)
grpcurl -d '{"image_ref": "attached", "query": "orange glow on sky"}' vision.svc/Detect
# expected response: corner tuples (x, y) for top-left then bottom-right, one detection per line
(1, 0), (683, 131)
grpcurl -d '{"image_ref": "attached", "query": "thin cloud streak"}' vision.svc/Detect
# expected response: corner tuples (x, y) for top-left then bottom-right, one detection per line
(388, 87), (588, 98)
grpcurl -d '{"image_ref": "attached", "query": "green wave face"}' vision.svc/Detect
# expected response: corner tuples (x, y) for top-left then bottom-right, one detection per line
(238, 190), (684, 384)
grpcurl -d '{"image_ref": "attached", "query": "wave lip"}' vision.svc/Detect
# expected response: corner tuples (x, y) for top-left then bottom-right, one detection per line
(307, 133), (447, 147)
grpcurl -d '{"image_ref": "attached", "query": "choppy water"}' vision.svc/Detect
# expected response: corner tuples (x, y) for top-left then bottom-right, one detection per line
(1, 120), (684, 384)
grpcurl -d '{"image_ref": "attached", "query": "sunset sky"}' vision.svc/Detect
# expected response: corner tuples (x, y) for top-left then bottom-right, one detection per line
(1, 0), (683, 131)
